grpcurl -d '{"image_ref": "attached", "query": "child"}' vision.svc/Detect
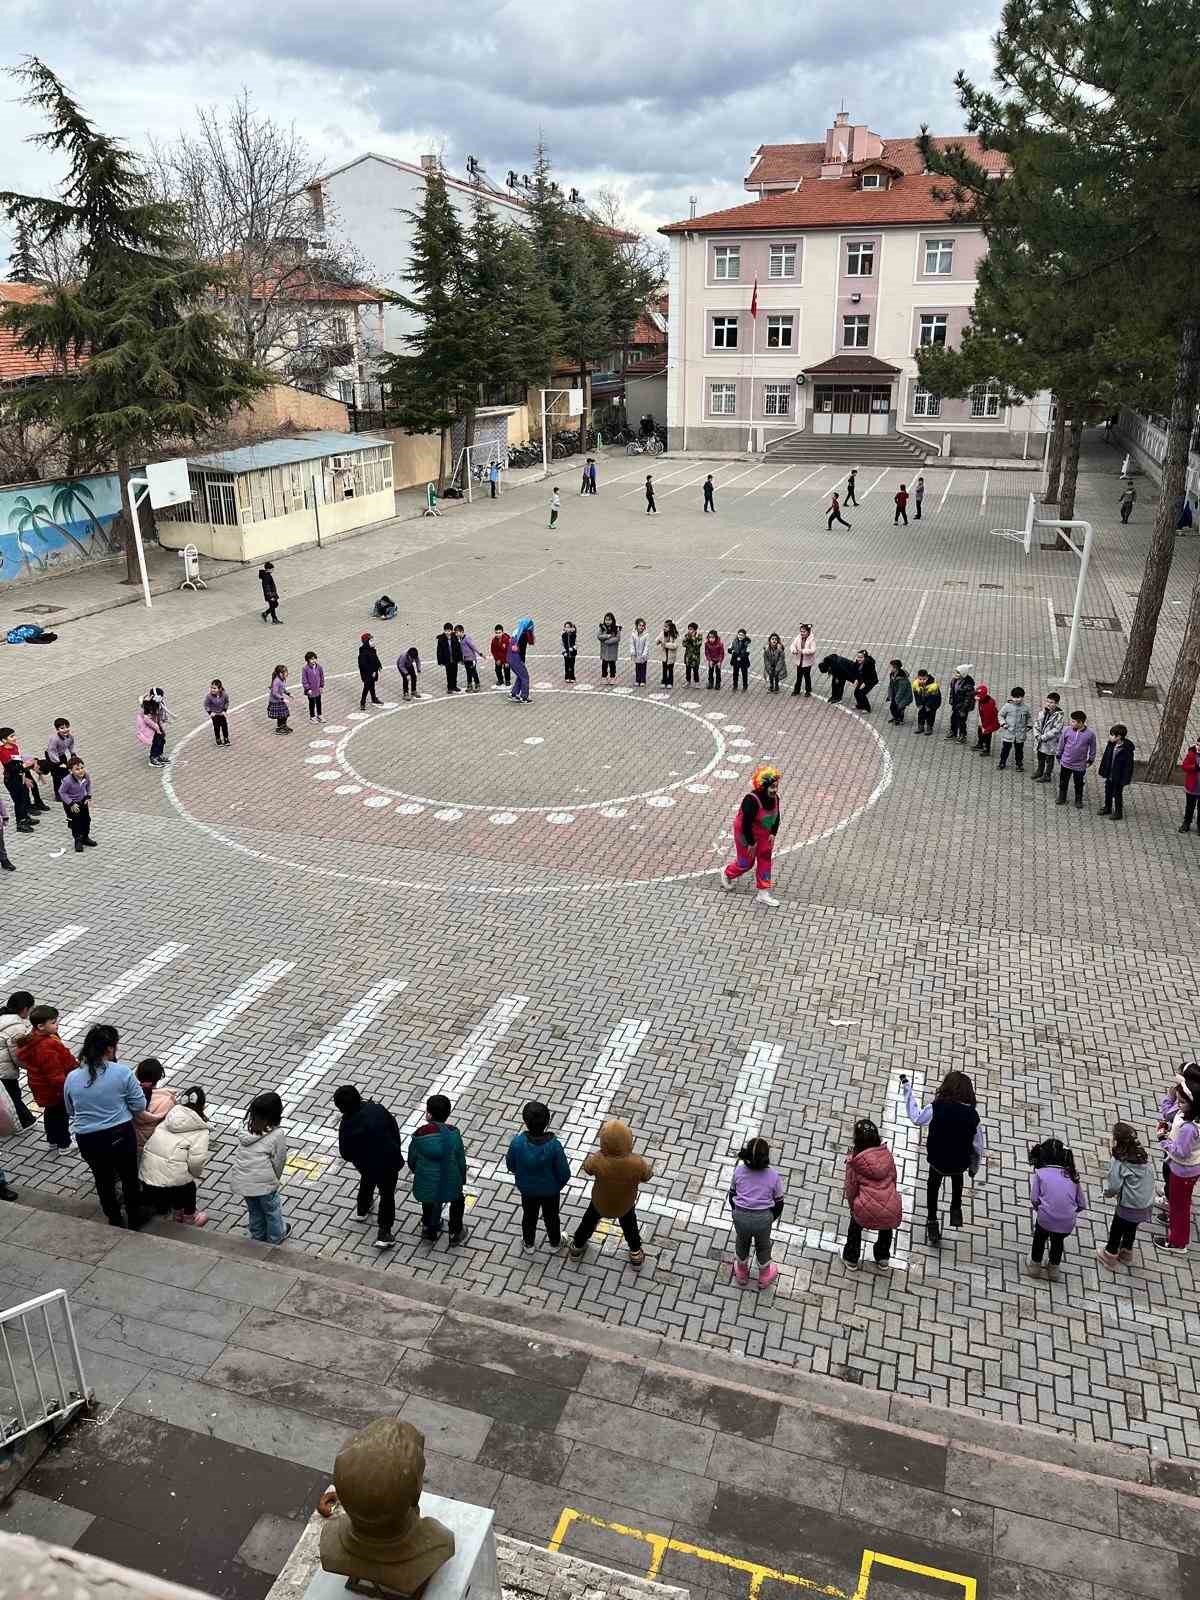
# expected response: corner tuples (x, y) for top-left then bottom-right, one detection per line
(705, 629), (725, 690)
(568, 1119), (652, 1267)
(141, 1087), (210, 1225)
(561, 623), (578, 683)
(1180, 736), (1200, 831)
(407, 1093), (469, 1245)
(45, 718), (75, 797)
(133, 1057), (176, 1150)
(0, 732), (34, 834)
(1055, 710), (1096, 807)
(727, 1135), (784, 1288)
(204, 679), (230, 746)
(0, 992), (35, 1124)
(683, 622), (703, 686)
(1026, 1137), (1087, 1280)
(762, 633), (786, 693)
(373, 593), (398, 620)
(1119, 480), (1136, 523)
(997, 686), (1032, 770)
(146, 687), (171, 731)
(631, 618), (650, 687)
(901, 1070), (984, 1247)
(912, 670), (942, 735)
(729, 629), (751, 692)
(397, 645), (421, 699)
(1032, 692), (1064, 783)
(509, 619), (534, 703)
(1096, 1122), (1154, 1270)
(886, 660), (913, 725)
(59, 757), (95, 852)
(597, 613), (622, 680)
(268, 666), (292, 734)
(455, 624), (482, 692)
(657, 620), (678, 687)
(789, 625), (816, 697)
(1154, 1063), (1200, 1252)
(302, 652), (325, 721)
(136, 699), (168, 766)
(549, 486), (561, 529)
(17, 1004), (75, 1149)
(645, 475), (656, 514)
(947, 664), (975, 742)
(435, 623), (462, 694)
(1098, 723), (1134, 819)
(843, 1119), (902, 1272)
(0, 790), (11, 874)
(853, 650), (878, 713)
(973, 683), (999, 753)
(233, 1091), (288, 1243)
(491, 624), (512, 687)
(506, 1100), (571, 1252)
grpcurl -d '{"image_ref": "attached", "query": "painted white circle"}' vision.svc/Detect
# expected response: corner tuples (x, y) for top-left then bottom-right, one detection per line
(546, 812), (574, 825)
(305, 754), (334, 765)
(714, 769), (738, 780)
(523, 737), (545, 746)
(578, 684), (595, 693)
(335, 784), (363, 795)
(600, 806), (627, 818)
(729, 755), (753, 765)
(434, 808), (463, 822)
(396, 802), (425, 815)
(363, 795), (391, 808)
(730, 739), (753, 748)
(646, 796), (675, 809)
(686, 783), (711, 794)
(680, 702), (700, 709)
(611, 687), (634, 696)
(534, 681), (553, 689)
(380, 701), (398, 709)
(308, 739), (336, 749)
(724, 725), (746, 733)
(489, 812), (517, 826)
(348, 712), (370, 722)
(648, 693), (669, 701)
(314, 771), (342, 782)
(707, 712), (727, 721)
(324, 725), (348, 733)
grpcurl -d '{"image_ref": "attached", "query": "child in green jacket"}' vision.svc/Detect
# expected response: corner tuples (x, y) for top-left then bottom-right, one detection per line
(407, 1093), (469, 1245)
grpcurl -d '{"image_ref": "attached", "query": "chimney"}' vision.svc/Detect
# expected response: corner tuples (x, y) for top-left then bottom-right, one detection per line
(689, 195), (698, 218)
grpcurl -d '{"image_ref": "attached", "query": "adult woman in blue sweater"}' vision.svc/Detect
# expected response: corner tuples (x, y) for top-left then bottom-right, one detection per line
(64, 1024), (147, 1229)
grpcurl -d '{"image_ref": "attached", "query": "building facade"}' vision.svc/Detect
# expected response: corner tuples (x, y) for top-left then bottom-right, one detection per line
(661, 112), (1046, 455)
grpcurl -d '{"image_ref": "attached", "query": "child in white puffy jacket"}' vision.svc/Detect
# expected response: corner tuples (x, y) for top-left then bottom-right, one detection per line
(141, 1087), (210, 1225)
(232, 1091), (289, 1243)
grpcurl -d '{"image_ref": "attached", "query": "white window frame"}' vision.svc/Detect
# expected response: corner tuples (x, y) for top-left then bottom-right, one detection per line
(912, 386), (941, 418)
(918, 314), (949, 347)
(763, 383), (791, 418)
(845, 240), (874, 276)
(768, 243), (796, 279)
(338, 379), (356, 405)
(924, 238), (955, 275)
(713, 245), (741, 281)
(765, 314), (794, 349)
(711, 315), (739, 350)
(842, 314), (870, 348)
(970, 383), (1002, 418)
(860, 173), (883, 190)
(710, 382), (737, 416)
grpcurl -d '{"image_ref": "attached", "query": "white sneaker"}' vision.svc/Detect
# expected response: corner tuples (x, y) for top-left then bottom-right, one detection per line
(721, 873), (736, 891)
(755, 890), (780, 907)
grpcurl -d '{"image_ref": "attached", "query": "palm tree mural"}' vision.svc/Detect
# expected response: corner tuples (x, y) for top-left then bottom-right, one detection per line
(51, 479), (119, 552)
(7, 495), (90, 563)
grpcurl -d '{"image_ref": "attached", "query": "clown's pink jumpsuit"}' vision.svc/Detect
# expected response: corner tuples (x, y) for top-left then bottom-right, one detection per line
(724, 792), (779, 890)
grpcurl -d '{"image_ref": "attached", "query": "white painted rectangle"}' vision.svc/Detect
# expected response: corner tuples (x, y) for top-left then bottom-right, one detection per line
(58, 943), (189, 1044)
(161, 959), (295, 1076)
(422, 993), (529, 1115)
(276, 978), (409, 1107)
(0, 925), (87, 989)
(560, 1019), (650, 1164)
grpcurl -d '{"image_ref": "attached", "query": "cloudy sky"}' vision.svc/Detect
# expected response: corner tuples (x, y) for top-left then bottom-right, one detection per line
(3, 0), (1005, 256)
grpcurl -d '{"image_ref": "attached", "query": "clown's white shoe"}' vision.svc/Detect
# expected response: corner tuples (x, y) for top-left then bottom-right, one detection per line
(755, 890), (780, 907)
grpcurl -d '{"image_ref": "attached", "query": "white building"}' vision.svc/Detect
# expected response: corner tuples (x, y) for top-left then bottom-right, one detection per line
(661, 111), (1047, 457)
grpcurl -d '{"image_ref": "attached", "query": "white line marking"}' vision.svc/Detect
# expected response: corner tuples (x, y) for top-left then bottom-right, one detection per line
(700, 1041), (782, 1197)
(560, 1019), (651, 1164)
(905, 590), (930, 647)
(1047, 598), (1062, 661)
(207, 1102), (340, 1149)
(274, 979), (410, 1109)
(58, 943), (189, 1044)
(161, 960), (295, 1075)
(771, 466), (827, 503)
(938, 470), (956, 511)
(861, 468), (889, 498)
(686, 578), (727, 611)
(0, 925), (87, 989)
(349, 559), (458, 604)
(881, 1069), (924, 1240)
(742, 465), (789, 496)
(718, 542), (742, 560)
(619, 462), (694, 498)
(422, 993), (529, 1113)
(981, 471), (989, 511)
(466, 566), (551, 610)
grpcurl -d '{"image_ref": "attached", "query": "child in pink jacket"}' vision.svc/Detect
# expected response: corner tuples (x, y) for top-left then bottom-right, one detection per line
(135, 700), (167, 766)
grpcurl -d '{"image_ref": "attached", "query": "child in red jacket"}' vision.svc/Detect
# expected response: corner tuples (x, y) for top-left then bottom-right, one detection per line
(843, 1118), (902, 1271)
(489, 625), (511, 687)
(974, 683), (1000, 756)
(17, 1004), (76, 1149)
(1181, 738), (1200, 832)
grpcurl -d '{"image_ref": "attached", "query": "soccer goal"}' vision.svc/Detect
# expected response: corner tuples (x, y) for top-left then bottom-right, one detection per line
(451, 441), (504, 502)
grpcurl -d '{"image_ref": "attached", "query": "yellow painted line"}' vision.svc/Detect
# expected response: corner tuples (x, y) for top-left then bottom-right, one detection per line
(283, 1154), (327, 1181)
(852, 1550), (977, 1600)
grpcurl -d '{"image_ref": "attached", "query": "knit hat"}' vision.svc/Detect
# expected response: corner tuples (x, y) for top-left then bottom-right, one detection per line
(361, 632), (372, 642)
(955, 663), (973, 674)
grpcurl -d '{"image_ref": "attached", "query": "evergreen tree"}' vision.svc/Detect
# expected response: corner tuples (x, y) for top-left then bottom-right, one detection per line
(6, 220), (40, 283)
(498, 229), (560, 396)
(0, 58), (267, 581)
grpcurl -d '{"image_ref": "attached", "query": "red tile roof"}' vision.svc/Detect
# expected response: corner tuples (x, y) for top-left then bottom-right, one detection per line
(0, 283), (74, 385)
(747, 135), (1007, 186)
(661, 171), (981, 235)
(631, 312), (666, 347)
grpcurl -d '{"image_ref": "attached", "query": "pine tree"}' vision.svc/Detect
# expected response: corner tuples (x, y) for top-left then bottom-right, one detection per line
(7, 220), (40, 283)
(0, 58), (267, 582)
(499, 229), (560, 396)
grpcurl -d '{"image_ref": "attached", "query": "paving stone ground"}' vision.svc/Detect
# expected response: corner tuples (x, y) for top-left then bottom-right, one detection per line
(2, 429), (1200, 1473)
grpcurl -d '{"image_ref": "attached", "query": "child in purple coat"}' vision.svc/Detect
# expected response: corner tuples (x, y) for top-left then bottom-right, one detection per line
(301, 653), (325, 721)
(1026, 1137), (1087, 1280)
(397, 646), (422, 700)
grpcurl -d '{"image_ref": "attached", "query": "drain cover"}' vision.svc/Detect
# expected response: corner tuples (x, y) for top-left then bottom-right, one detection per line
(15, 604), (66, 615)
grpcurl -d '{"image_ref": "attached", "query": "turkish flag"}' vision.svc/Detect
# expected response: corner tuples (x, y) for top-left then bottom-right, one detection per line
(750, 278), (758, 318)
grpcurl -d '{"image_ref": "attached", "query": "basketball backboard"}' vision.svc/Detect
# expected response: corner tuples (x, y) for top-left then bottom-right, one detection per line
(146, 457), (191, 509)
(568, 389), (584, 417)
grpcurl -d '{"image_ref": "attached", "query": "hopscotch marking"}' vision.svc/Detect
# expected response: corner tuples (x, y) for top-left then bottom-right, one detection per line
(0, 925), (87, 989)
(560, 1019), (651, 1164)
(161, 960), (295, 1075)
(905, 591), (930, 648)
(276, 978), (409, 1109)
(699, 1041), (782, 1207)
(422, 993), (529, 1114)
(742, 465), (790, 496)
(58, 943), (189, 1043)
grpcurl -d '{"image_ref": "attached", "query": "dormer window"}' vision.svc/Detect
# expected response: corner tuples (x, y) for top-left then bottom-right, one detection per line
(860, 173), (884, 190)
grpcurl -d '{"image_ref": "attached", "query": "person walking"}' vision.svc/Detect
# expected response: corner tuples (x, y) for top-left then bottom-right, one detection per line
(913, 476), (925, 520)
(0, 992), (36, 1128)
(489, 460), (500, 499)
(727, 1136), (785, 1290)
(436, 623), (462, 695)
(789, 625), (816, 697)
(1119, 481), (1136, 524)
(1098, 723), (1134, 819)
(407, 1093), (470, 1245)
(722, 763), (781, 908)
(645, 475), (657, 514)
(826, 490), (851, 530)
(844, 469), (858, 508)
(508, 618), (534, 703)
(893, 484), (909, 525)
(886, 659), (913, 725)
(842, 1118), (902, 1272)
(549, 487), (561, 529)
(587, 458), (597, 494)
(1032, 692), (1065, 783)
(1055, 711), (1097, 808)
(852, 650), (878, 713)
(702, 474), (716, 513)
(506, 1100), (571, 1253)
(901, 1070), (984, 1248)
(64, 1024), (147, 1229)
(568, 1119), (651, 1267)
(59, 757), (96, 852)
(259, 561), (281, 623)
(1180, 736), (1200, 831)
(333, 1085), (404, 1250)
(358, 632), (383, 708)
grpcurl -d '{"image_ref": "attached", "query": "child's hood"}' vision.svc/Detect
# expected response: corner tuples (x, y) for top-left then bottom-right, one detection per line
(237, 1125), (279, 1150)
(598, 1119), (634, 1157)
(163, 1104), (207, 1135)
(849, 1146), (897, 1183)
(523, 1130), (557, 1146)
(976, 684), (991, 699)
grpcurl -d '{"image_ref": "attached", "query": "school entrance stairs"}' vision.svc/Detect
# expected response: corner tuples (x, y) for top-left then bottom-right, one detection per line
(764, 432), (929, 466)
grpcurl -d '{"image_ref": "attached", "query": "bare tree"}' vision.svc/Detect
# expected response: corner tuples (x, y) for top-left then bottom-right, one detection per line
(149, 92), (374, 385)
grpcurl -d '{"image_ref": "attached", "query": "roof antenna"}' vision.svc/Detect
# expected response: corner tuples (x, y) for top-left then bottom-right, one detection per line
(689, 195), (698, 218)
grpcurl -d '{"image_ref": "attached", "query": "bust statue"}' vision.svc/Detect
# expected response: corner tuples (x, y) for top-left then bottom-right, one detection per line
(318, 1418), (455, 1597)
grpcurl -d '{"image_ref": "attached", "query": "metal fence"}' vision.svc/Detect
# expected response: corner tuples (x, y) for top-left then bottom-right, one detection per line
(1, 1288), (91, 1449)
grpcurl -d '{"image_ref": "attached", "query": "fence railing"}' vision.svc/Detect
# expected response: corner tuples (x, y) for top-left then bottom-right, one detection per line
(1, 1289), (91, 1450)
(1118, 406), (1200, 497)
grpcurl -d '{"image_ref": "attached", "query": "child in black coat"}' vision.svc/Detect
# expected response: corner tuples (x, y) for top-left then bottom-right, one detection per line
(1098, 723), (1135, 820)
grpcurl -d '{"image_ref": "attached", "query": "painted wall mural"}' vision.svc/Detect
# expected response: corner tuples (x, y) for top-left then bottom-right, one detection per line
(0, 473), (122, 583)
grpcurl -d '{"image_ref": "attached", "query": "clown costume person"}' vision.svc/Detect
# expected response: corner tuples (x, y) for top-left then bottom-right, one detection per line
(723, 765), (781, 907)
(508, 618), (534, 703)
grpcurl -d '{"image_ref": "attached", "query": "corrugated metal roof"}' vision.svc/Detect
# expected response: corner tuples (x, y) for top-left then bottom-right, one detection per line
(187, 431), (388, 474)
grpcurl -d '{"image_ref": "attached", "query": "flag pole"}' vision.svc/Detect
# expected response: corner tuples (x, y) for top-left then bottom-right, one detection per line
(746, 277), (758, 453)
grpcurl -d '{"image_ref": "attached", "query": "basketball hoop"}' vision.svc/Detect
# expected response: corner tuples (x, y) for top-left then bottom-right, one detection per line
(990, 491), (1035, 556)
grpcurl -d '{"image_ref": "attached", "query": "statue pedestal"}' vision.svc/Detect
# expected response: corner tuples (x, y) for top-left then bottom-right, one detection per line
(304, 1495), (498, 1600)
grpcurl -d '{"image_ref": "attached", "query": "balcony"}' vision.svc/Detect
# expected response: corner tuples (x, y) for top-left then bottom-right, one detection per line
(287, 342), (354, 376)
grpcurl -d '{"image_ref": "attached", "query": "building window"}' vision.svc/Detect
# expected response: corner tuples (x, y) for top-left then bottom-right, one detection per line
(710, 382), (737, 416)
(712, 315), (739, 349)
(924, 238), (955, 274)
(912, 386), (941, 417)
(331, 314), (350, 343)
(763, 383), (791, 417)
(768, 243), (796, 278)
(713, 245), (740, 280)
(970, 383), (1002, 418)
(338, 379), (355, 405)
(846, 241), (874, 276)
(765, 314), (794, 349)
(842, 314), (870, 348)
(919, 313), (948, 347)
(860, 173), (883, 190)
